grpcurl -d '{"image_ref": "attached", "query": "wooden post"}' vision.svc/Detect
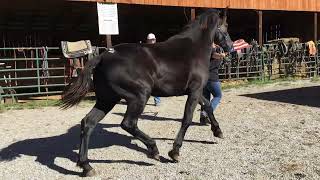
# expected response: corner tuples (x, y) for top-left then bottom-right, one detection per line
(258, 11), (263, 46)
(314, 12), (318, 42)
(106, 35), (112, 48)
(191, 8), (196, 21)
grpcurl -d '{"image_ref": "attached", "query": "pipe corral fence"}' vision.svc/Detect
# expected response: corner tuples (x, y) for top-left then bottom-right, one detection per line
(0, 47), (107, 102)
(0, 41), (319, 102)
(219, 40), (319, 81)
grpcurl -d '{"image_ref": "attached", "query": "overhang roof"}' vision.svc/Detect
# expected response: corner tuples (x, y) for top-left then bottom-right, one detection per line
(71, 0), (320, 12)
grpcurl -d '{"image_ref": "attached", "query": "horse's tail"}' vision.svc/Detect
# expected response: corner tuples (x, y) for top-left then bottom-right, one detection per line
(60, 56), (102, 109)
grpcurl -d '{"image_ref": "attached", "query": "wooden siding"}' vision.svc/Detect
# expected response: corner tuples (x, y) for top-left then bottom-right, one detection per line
(229, 0), (318, 11)
(71, 0), (320, 12)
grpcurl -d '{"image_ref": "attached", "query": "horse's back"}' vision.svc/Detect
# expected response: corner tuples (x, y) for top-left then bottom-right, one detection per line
(94, 39), (208, 97)
(95, 43), (156, 87)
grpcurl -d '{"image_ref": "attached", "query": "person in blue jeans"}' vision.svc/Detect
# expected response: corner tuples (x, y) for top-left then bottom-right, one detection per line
(200, 43), (226, 125)
(146, 33), (161, 106)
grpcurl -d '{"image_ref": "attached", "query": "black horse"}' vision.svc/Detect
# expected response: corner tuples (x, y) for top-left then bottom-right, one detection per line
(61, 9), (233, 177)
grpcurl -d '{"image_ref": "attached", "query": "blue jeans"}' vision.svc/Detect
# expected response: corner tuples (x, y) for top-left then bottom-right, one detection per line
(154, 96), (161, 105)
(202, 81), (222, 112)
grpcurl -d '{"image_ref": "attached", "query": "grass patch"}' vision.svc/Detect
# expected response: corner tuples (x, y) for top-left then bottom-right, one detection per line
(0, 99), (60, 112)
(0, 98), (95, 113)
(221, 77), (305, 90)
(221, 79), (275, 90)
(310, 76), (320, 82)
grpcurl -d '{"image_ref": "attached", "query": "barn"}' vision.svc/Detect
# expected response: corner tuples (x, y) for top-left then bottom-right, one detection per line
(0, 0), (319, 99)
(1, 0), (319, 46)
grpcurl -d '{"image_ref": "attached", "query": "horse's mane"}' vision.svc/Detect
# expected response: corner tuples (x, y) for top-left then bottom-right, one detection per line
(166, 9), (221, 42)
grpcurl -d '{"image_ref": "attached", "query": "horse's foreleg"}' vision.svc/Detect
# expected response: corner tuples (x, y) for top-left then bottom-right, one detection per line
(199, 95), (223, 138)
(169, 92), (199, 162)
(77, 101), (116, 177)
(120, 96), (160, 160)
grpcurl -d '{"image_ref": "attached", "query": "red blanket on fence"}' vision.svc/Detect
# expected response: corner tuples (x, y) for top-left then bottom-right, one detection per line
(233, 39), (251, 53)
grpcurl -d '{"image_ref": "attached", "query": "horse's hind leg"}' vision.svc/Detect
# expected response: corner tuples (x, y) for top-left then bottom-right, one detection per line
(120, 94), (160, 160)
(199, 95), (223, 138)
(77, 99), (118, 177)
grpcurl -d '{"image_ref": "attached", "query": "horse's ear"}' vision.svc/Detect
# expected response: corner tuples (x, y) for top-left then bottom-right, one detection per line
(222, 6), (229, 24)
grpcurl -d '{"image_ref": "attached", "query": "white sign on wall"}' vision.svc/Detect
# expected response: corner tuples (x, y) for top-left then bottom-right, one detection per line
(97, 3), (119, 35)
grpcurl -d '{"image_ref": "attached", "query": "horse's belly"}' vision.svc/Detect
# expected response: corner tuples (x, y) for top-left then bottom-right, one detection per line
(151, 86), (187, 97)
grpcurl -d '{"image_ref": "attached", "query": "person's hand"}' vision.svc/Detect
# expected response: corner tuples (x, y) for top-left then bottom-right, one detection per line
(212, 43), (217, 49)
(212, 52), (225, 60)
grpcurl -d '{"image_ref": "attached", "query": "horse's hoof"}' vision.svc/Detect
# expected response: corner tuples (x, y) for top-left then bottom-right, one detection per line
(148, 153), (160, 161)
(214, 129), (224, 139)
(83, 169), (96, 177)
(168, 150), (179, 163)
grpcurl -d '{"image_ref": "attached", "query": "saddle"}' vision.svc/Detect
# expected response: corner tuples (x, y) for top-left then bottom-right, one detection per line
(61, 40), (93, 58)
(267, 37), (300, 44)
(267, 38), (300, 57)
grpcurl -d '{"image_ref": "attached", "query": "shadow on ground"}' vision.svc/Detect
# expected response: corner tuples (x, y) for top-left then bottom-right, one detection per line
(153, 137), (217, 145)
(0, 120), (214, 176)
(240, 86), (320, 108)
(113, 112), (181, 122)
(0, 123), (152, 176)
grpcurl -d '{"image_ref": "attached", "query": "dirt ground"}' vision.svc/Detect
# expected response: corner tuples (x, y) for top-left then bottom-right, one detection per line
(0, 80), (320, 180)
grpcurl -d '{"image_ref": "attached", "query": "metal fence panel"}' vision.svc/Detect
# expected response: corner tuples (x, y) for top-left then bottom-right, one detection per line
(0, 43), (318, 102)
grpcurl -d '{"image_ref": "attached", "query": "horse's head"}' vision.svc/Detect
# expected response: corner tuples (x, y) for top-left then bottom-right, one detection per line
(199, 8), (233, 52)
(214, 8), (233, 52)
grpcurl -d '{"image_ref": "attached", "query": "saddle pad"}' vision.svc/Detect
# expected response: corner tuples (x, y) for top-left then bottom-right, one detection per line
(307, 41), (317, 56)
(61, 40), (93, 58)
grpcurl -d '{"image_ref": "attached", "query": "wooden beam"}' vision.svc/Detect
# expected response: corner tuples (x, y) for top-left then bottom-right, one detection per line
(106, 35), (112, 48)
(191, 8), (196, 21)
(258, 11), (263, 46)
(69, 0), (320, 12)
(314, 12), (318, 42)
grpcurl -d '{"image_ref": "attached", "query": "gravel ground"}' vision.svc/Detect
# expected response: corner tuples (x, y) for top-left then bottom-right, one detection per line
(0, 80), (320, 180)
